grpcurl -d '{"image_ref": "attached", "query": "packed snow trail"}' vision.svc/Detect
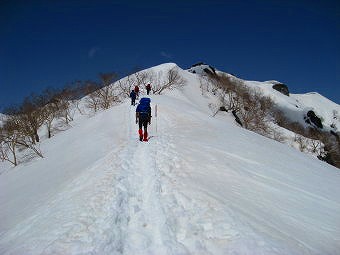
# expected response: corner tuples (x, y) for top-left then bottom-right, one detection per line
(109, 101), (187, 254)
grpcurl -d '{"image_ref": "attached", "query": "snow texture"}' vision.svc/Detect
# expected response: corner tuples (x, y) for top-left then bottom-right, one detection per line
(0, 63), (340, 254)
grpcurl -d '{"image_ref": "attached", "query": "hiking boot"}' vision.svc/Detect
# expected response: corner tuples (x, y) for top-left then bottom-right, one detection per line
(143, 131), (148, 142)
(138, 129), (143, 142)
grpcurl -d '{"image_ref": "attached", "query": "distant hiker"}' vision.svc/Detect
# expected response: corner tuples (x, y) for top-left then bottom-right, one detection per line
(130, 90), (136, 106)
(136, 97), (151, 142)
(146, 83), (151, 95)
(134, 85), (140, 99)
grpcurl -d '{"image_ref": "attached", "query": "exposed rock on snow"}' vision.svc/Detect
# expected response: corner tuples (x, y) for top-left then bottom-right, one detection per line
(188, 62), (216, 76)
(304, 110), (323, 129)
(272, 83), (290, 96)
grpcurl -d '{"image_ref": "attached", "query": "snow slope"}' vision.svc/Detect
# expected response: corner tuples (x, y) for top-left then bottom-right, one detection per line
(243, 79), (340, 131)
(292, 92), (340, 128)
(0, 63), (340, 254)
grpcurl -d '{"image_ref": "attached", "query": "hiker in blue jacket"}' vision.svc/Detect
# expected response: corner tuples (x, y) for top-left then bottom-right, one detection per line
(136, 98), (151, 141)
(130, 90), (136, 106)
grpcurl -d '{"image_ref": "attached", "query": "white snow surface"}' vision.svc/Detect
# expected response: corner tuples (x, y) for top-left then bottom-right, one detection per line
(1, 63), (340, 254)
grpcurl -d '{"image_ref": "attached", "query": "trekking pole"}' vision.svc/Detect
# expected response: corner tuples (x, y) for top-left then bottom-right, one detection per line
(155, 104), (158, 134)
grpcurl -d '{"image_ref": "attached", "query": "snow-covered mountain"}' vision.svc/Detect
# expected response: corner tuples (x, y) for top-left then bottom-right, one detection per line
(189, 62), (339, 133)
(0, 63), (339, 254)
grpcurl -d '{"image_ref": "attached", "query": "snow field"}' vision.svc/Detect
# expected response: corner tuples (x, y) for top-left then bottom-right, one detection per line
(1, 63), (340, 254)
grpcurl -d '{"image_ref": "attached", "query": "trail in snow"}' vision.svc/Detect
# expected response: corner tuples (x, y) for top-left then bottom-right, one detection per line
(115, 101), (240, 255)
(109, 102), (186, 254)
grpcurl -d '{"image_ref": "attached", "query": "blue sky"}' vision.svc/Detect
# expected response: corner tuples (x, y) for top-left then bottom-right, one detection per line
(0, 0), (339, 109)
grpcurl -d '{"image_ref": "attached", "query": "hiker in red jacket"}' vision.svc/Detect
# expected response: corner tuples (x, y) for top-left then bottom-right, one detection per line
(146, 83), (151, 95)
(134, 85), (140, 99)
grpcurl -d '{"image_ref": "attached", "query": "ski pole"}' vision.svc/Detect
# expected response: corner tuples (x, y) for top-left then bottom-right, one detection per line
(155, 104), (158, 134)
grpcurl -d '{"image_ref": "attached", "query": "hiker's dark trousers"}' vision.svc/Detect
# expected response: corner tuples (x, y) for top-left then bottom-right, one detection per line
(139, 117), (148, 133)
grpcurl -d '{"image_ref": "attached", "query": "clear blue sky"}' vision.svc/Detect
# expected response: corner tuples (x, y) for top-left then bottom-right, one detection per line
(0, 0), (339, 110)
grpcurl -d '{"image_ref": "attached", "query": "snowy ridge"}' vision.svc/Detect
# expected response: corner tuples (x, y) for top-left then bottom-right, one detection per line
(189, 62), (339, 132)
(0, 63), (340, 254)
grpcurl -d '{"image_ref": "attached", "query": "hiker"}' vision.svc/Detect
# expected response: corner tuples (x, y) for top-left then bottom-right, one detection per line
(136, 97), (151, 142)
(134, 85), (140, 99)
(130, 90), (136, 106)
(146, 83), (151, 95)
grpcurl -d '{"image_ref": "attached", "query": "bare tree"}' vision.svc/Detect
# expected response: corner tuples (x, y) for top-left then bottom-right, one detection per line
(151, 67), (186, 94)
(295, 135), (308, 152)
(98, 85), (115, 110)
(310, 139), (323, 154)
(214, 74), (243, 112)
(97, 72), (120, 110)
(231, 86), (275, 135)
(41, 102), (59, 138)
(38, 88), (61, 138)
(117, 76), (135, 98)
(135, 71), (149, 88)
(81, 81), (99, 113)
(18, 94), (47, 143)
(56, 98), (72, 125)
(51, 86), (76, 125)
(0, 110), (44, 166)
(0, 122), (20, 166)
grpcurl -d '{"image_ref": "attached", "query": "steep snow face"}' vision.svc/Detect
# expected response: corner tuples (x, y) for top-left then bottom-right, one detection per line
(0, 63), (340, 255)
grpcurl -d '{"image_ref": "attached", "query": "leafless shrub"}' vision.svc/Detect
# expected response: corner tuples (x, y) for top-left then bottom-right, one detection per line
(310, 139), (323, 154)
(207, 73), (275, 136)
(317, 132), (340, 168)
(56, 99), (72, 125)
(39, 88), (64, 138)
(95, 72), (120, 110)
(295, 134), (308, 152)
(231, 86), (275, 136)
(0, 122), (20, 166)
(97, 85), (116, 110)
(18, 94), (47, 143)
(272, 109), (339, 167)
(84, 81), (101, 113)
(135, 71), (150, 88)
(0, 115), (44, 166)
(50, 86), (80, 125)
(85, 72), (120, 112)
(214, 74), (243, 112)
(41, 102), (59, 138)
(152, 67), (186, 94)
(270, 127), (286, 143)
(117, 76), (135, 98)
